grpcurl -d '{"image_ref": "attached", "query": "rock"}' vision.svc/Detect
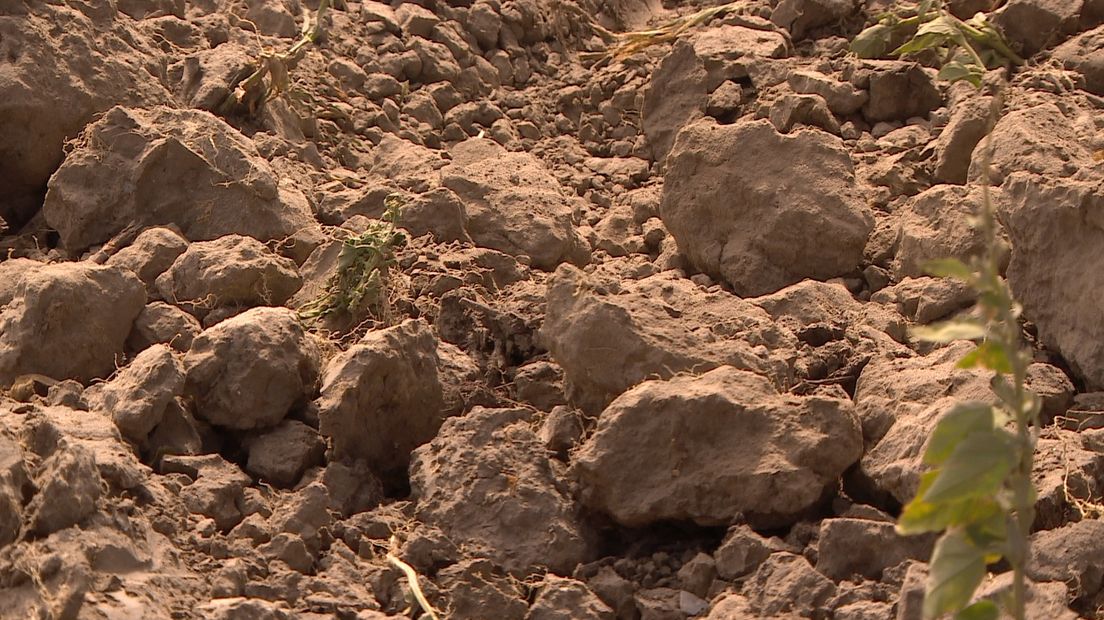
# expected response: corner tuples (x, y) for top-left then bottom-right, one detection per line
(871, 276), (976, 324)
(538, 406), (584, 457)
(691, 25), (790, 91)
(197, 597), (295, 620)
(641, 41), (707, 163)
(973, 574), (1078, 620)
(26, 443), (103, 535)
(395, 188), (472, 243)
(245, 420), (325, 488)
(705, 80), (743, 118)
(992, 0), (1081, 57)
(184, 307), (320, 430)
(1052, 25), (1104, 96)
(703, 594), (755, 619)
(573, 366), (862, 528)
(768, 93), (840, 135)
(1028, 363), (1075, 422)
(527, 575), (614, 620)
(585, 566), (636, 620)
(714, 525), (772, 580)
(127, 301), (203, 354)
(259, 532), (314, 573)
(170, 454), (252, 531)
(543, 266), (797, 413)
(970, 103), (1092, 185)
(411, 38), (461, 84)
(468, 1), (503, 50)
(835, 600), (894, 620)
(91, 344), (185, 444)
(815, 518), (932, 581)
(174, 42), (257, 112)
(155, 235), (303, 318)
(317, 319), (444, 478)
(932, 95), (996, 184)
(0, 435), (29, 546)
(861, 61), (942, 123)
(633, 587), (682, 620)
(677, 553), (716, 598)
(853, 341), (990, 449)
(515, 361), (569, 412)
(43, 106), (319, 254)
(891, 185), (995, 279)
(0, 259), (44, 307)
(245, 0), (297, 37)
(947, 0), (995, 17)
(367, 134), (447, 193)
(21, 404), (146, 493)
(1028, 519), (1104, 602)
(397, 4), (439, 38)
(660, 118), (872, 297)
(106, 227), (190, 290)
(437, 559), (528, 619)
(0, 263), (145, 385)
(147, 399), (203, 459)
(440, 139), (589, 270)
(788, 70), (868, 115)
(1000, 171), (1104, 387)
(744, 552), (836, 617)
(750, 278), (908, 345)
(311, 460), (383, 517)
(771, 0), (855, 40)
(410, 407), (588, 576)
(848, 344), (1080, 506)
(0, 2), (172, 225)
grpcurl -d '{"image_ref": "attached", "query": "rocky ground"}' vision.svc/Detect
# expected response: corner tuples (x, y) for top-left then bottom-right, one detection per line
(1, 0), (1103, 618)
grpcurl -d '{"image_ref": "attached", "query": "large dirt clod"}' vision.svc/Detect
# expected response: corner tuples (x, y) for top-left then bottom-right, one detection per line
(1001, 171), (1104, 389)
(0, 263), (146, 386)
(660, 118), (873, 297)
(317, 319), (444, 478)
(155, 234), (303, 319)
(573, 366), (863, 528)
(440, 138), (591, 270)
(0, 1), (172, 225)
(184, 307), (320, 431)
(410, 407), (590, 576)
(90, 344), (185, 445)
(43, 105), (319, 254)
(543, 265), (797, 413)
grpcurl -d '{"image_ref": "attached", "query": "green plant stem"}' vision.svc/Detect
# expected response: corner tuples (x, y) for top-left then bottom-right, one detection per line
(947, 12), (1025, 65)
(978, 138), (1033, 620)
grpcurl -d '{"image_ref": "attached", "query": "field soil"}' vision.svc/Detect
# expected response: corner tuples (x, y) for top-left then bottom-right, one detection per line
(1, 0), (1104, 618)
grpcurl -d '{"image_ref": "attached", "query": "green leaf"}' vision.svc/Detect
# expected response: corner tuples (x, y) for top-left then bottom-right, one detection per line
(924, 258), (975, 282)
(955, 599), (999, 620)
(893, 32), (952, 56)
(924, 529), (988, 619)
(918, 16), (966, 39)
(899, 482), (1005, 536)
(964, 501), (1008, 553)
(938, 60), (984, 87)
(894, 16), (969, 56)
(899, 471), (942, 534)
(957, 341), (1013, 373)
(852, 23), (895, 58)
(923, 430), (1015, 504)
(911, 321), (988, 343)
(925, 403), (995, 466)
